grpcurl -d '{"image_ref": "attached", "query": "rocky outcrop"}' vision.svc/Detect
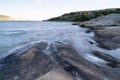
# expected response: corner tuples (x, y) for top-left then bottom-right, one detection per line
(0, 42), (57, 80)
(93, 51), (120, 68)
(0, 42), (120, 80)
(79, 14), (120, 50)
(94, 27), (120, 50)
(80, 14), (120, 27)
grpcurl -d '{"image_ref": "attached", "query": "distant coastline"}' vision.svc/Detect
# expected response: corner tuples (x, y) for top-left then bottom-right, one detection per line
(0, 15), (25, 21)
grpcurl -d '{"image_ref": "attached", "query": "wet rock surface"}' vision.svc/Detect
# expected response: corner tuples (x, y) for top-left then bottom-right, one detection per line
(93, 51), (120, 68)
(0, 42), (120, 80)
(79, 14), (120, 50)
(0, 42), (56, 80)
(94, 27), (120, 50)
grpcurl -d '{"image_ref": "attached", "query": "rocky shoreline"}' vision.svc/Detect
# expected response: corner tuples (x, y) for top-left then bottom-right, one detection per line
(80, 14), (120, 50)
(0, 42), (120, 80)
(0, 14), (120, 80)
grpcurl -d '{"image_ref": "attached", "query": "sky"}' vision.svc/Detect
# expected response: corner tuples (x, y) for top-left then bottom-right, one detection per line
(0, 0), (120, 20)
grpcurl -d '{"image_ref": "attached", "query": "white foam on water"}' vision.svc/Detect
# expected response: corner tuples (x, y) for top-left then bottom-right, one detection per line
(101, 48), (120, 59)
(85, 54), (107, 64)
(0, 21), (120, 65)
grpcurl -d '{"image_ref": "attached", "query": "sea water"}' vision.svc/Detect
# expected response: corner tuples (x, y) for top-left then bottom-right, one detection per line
(0, 21), (119, 62)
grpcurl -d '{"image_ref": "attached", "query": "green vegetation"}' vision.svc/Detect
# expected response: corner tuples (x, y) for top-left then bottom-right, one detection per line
(48, 8), (120, 22)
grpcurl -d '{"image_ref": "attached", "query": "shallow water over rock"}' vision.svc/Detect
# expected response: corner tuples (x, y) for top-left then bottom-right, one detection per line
(0, 21), (94, 57)
(0, 21), (120, 66)
(0, 21), (120, 80)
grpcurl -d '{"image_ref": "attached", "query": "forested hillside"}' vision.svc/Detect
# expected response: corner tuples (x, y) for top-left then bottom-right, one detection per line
(47, 8), (120, 22)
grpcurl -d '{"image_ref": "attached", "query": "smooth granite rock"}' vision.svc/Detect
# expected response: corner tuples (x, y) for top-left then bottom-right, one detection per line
(79, 14), (120, 50)
(0, 42), (120, 80)
(93, 51), (120, 68)
(94, 27), (120, 49)
(80, 14), (120, 27)
(0, 42), (56, 80)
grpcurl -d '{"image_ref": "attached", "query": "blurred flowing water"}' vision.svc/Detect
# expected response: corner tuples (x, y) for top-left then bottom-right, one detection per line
(0, 21), (120, 62)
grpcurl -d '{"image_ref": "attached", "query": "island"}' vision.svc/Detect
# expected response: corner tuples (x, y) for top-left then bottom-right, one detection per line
(0, 15), (23, 21)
